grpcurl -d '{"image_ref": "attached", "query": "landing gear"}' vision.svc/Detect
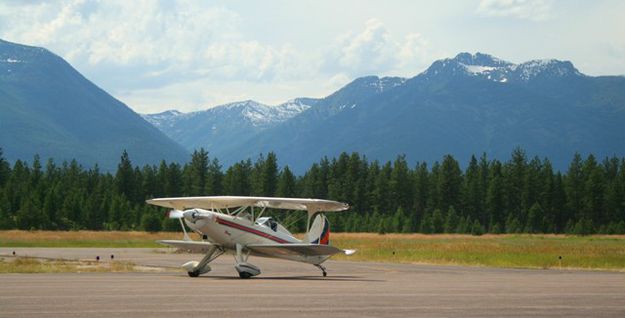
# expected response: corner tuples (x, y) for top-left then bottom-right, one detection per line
(315, 264), (327, 277)
(235, 243), (261, 279)
(181, 245), (224, 278)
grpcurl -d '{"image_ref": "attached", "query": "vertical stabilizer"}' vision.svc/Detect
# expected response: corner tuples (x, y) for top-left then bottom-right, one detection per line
(308, 213), (330, 245)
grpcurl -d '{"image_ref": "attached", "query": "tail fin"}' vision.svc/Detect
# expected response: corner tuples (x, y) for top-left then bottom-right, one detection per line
(308, 213), (330, 245)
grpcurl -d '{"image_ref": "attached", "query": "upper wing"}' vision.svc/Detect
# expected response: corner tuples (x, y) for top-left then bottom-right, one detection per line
(246, 243), (356, 257)
(158, 240), (220, 253)
(146, 196), (349, 212)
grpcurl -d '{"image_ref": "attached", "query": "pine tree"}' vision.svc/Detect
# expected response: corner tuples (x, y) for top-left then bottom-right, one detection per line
(431, 208), (444, 233)
(277, 166), (297, 197)
(582, 155), (605, 226)
(525, 202), (544, 233)
(444, 206), (459, 233)
(486, 160), (505, 230)
(390, 155), (413, 213)
(115, 150), (135, 201)
(141, 210), (162, 233)
(187, 148), (209, 195)
(413, 162), (429, 222)
(420, 211), (433, 234)
(463, 155), (482, 223)
(391, 207), (404, 233)
(166, 162), (183, 197)
(0, 148), (10, 187)
(438, 155), (463, 212)
(565, 153), (584, 220)
(471, 219), (484, 236)
(505, 148), (527, 224)
(206, 158), (223, 195)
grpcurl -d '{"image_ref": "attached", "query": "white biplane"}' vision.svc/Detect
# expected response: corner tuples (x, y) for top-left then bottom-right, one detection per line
(146, 196), (356, 278)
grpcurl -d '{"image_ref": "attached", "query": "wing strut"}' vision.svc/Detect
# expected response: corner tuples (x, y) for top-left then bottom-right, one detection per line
(179, 217), (191, 241)
(168, 209), (191, 241)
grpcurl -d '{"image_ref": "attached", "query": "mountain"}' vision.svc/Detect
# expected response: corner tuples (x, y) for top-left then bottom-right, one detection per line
(0, 39), (188, 170)
(147, 52), (625, 172)
(142, 98), (318, 157)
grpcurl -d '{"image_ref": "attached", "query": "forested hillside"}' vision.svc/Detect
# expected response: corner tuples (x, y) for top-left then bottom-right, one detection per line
(0, 39), (188, 170)
(0, 147), (623, 235)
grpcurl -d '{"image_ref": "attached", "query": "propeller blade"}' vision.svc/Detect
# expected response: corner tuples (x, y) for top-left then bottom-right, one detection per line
(168, 210), (184, 219)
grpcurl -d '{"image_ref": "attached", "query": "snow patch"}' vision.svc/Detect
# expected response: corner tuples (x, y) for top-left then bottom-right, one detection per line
(2, 58), (22, 63)
(462, 64), (498, 74)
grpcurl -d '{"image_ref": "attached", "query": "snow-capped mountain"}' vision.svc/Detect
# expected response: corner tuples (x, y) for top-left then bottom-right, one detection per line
(423, 52), (583, 83)
(144, 99), (313, 130)
(142, 52), (625, 172)
(142, 98), (317, 154)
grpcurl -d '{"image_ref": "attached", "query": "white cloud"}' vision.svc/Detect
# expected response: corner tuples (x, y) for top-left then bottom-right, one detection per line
(338, 19), (398, 74)
(477, 0), (553, 21)
(0, 1), (302, 86)
(121, 77), (336, 114)
(323, 18), (436, 77)
(0, 3), (441, 113)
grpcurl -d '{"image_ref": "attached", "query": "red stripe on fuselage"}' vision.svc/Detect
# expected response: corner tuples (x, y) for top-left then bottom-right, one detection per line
(215, 217), (290, 244)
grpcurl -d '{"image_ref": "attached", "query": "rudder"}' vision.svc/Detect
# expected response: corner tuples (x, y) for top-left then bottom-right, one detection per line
(308, 213), (330, 245)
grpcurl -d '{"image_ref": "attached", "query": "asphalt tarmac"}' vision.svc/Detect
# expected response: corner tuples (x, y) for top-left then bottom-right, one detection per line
(1, 248), (624, 317)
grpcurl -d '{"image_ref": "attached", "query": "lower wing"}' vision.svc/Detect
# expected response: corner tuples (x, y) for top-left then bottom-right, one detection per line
(158, 240), (220, 253)
(246, 243), (356, 257)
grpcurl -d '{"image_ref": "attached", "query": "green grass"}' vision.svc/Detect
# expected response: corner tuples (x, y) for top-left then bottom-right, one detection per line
(331, 233), (625, 271)
(2, 231), (625, 271)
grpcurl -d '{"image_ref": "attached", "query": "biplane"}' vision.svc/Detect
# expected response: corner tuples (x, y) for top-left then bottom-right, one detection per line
(146, 196), (355, 278)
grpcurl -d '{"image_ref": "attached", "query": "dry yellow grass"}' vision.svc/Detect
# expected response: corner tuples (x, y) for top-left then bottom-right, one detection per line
(2, 231), (625, 271)
(0, 230), (178, 241)
(0, 257), (138, 273)
(329, 233), (625, 271)
(0, 230), (180, 247)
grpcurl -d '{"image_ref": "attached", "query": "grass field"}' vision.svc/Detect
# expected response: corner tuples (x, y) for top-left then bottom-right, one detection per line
(1, 231), (625, 271)
(0, 230), (178, 248)
(330, 233), (625, 271)
(0, 257), (138, 273)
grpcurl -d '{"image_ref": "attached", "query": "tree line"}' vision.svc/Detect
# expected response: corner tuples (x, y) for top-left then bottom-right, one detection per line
(0, 147), (624, 235)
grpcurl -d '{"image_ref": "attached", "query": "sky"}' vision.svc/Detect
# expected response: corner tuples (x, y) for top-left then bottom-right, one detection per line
(1, 0), (624, 113)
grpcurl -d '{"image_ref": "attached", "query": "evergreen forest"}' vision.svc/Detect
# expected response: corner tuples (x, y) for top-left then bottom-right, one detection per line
(0, 147), (624, 235)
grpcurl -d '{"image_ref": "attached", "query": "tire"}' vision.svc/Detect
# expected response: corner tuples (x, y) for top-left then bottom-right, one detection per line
(238, 271), (252, 279)
(188, 271), (200, 277)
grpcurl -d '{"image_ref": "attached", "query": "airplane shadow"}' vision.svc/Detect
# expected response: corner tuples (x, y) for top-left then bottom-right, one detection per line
(192, 275), (383, 282)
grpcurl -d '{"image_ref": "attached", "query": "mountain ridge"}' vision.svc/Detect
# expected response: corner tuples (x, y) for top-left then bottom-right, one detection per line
(145, 52), (625, 172)
(0, 39), (189, 170)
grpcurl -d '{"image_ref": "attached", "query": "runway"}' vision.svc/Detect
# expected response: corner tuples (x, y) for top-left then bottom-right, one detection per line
(1, 248), (624, 317)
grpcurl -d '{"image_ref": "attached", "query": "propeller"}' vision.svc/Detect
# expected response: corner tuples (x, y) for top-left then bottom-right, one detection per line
(166, 209), (191, 241)
(168, 209), (184, 219)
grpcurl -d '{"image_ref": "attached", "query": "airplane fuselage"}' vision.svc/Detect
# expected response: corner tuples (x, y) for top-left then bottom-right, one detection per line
(183, 209), (299, 248)
(181, 209), (328, 264)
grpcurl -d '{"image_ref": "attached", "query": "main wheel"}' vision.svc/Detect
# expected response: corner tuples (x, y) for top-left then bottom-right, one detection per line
(239, 271), (252, 279)
(322, 271), (327, 277)
(188, 271), (200, 277)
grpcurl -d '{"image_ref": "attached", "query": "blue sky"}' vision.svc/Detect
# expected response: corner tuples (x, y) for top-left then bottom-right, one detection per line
(1, 0), (624, 113)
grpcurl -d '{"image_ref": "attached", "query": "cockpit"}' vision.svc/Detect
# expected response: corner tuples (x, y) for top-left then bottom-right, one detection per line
(255, 217), (278, 232)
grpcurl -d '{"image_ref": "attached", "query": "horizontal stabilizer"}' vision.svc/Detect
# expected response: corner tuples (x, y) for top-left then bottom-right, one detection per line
(246, 243), (355, 257)
(157, 240), (220, 253)
(344, 249), (357, 255)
